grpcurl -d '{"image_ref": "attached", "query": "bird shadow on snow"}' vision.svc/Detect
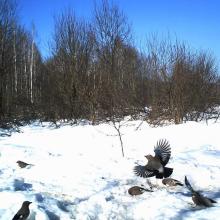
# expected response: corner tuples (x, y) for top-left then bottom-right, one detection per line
(204, 191), (220, 202)
(35, 193), (75, 219)
(13, 178), (32, 191)
(168, 190), (191, 197)
(38, 205), (61, 220)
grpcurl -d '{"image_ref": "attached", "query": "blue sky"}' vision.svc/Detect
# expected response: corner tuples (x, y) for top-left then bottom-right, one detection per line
(19, 0), (220, 63)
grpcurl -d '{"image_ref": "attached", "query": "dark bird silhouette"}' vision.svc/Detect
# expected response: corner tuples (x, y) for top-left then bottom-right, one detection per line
(134, 139), (173, 179)
(12, 201), (32, 220)
(185, 176), (217, 207)
(128, 186), (153, 196)
(162, 178), (183, 186)
(16, 160), (33, 168)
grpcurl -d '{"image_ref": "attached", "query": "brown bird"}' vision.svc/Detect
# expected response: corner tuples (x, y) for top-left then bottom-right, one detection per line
(162, 178), (183, 187)
(185, 176), (217, 207)
(16, 160), (33, 168)
(128, 186), (153, 196)
(134, 139), (173, 179)
(12, 201), (32, 220)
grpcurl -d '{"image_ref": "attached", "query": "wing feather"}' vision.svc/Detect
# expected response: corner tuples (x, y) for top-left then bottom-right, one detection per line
(154, 139), (171, 165)
(134, 165), (155, 178)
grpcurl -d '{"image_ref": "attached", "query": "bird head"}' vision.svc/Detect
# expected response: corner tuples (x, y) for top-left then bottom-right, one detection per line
(145, 155), (153, 160)
(23, 201), (32, 206)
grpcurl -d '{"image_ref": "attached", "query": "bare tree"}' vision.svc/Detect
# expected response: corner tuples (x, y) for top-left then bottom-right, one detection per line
(46, 9), (95, 121)
(0, 0), (44, 127)
(144, 35), (219, 125)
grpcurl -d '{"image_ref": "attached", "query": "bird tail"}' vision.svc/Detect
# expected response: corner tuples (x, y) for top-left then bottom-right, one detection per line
(26, 163), (34, 167)
(209, 198), (217, 204)
(155, 167), (173, 179)
(176, 182), (184, 186)
(184, 176), (195, 192)
(140, 187), (153, 192)
(163, 167), (173, 178)
(155, 172), (164, 179)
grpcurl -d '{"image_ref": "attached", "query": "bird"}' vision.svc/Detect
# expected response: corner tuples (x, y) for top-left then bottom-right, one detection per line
(134, 139), (173, 179)
(128, 186), (153, 196)
(185, 176), (217, 207)
(16, 160), (33, 168)
(162, 178), (183, 187)
(12, 201), (32, 220)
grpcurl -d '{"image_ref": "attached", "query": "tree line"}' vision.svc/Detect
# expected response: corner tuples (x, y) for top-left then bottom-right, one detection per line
(0, 0), (220, 130)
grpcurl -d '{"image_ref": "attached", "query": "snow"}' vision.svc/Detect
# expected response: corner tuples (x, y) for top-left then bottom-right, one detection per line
(0, 119), (220, 219)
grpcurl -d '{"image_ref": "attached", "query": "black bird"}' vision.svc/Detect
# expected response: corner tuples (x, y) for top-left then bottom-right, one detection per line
(128, 186), (153, 196)
(16, 160), (33, 168)
(162, 178), (183, 187)
(185, 176), (217, 207)
(134, 139), (173, 179)
(12, 201), (32, 220)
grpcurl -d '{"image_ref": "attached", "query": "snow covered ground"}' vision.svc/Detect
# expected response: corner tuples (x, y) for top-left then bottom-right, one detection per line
(0, 118), (220, 219)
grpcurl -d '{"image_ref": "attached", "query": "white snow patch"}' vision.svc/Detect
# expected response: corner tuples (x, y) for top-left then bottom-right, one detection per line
(0, 120), (220, 219)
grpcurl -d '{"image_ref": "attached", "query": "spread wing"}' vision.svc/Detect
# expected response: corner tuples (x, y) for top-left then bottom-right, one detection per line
(133, 165), (155, 178)
(154, 139), (171, 166)
(184, 176), (195, 192)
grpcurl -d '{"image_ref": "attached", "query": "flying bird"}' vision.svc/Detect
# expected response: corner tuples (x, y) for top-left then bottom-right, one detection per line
(134, 139), (173, 179)
(16, 160), (33, 168)
(185, 176), (217, 207)
(12, 201), (32, 220)
(162, 178), (183, 187)
(128, 186), (153, 196)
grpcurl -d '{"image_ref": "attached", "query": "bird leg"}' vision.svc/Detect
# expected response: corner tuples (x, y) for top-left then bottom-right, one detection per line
(187, 202), (196, 208)
(146, 179), (160, 189)
(154, 179), (161, 189)
(146, 179), (153, 190)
